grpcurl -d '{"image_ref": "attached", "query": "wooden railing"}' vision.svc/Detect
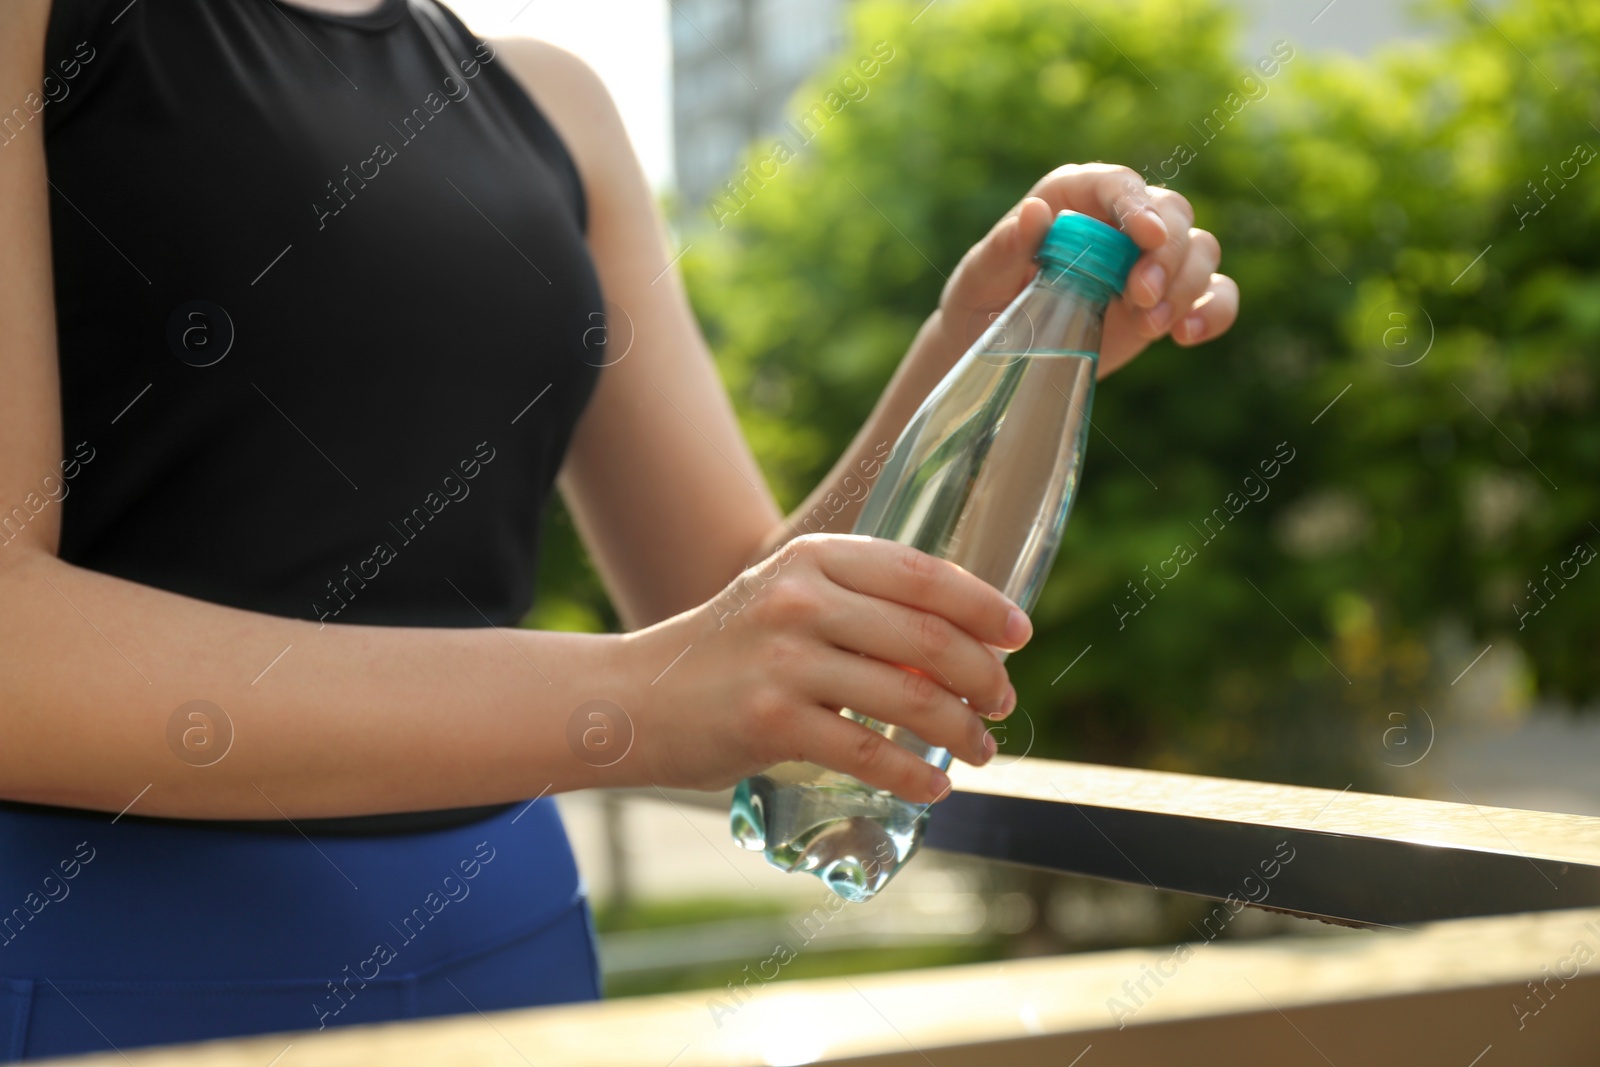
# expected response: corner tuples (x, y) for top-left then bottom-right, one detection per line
(46, 907), (1600, 1066)
(43, 757), (1600, 1066)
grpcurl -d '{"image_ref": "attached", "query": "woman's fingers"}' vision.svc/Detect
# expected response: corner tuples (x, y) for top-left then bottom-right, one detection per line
(1125, 188), (1198, 315)
(1025, 163), (1169, 251)
(800, 535), (1032, 651)
(1018, 166), (1216, 326)
(813, 590), (1014, 717)
(1172, 273), (1240, 346)
(648, 534), (1029, 798)
(1137, 224), (1221, 337)
(805, 650), (995, 768)
(785, 709), (954, 804)
(739, 536), (1021, 797)
(941, 165), (1237, 365)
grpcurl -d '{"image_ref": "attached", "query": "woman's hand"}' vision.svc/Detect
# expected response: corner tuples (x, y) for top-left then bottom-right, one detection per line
(621, 534), (1031, 804)
(939, 163), (1239, 377)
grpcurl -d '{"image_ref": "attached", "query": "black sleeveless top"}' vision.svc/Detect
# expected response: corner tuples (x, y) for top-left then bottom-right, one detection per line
(40, 0), (607, 830)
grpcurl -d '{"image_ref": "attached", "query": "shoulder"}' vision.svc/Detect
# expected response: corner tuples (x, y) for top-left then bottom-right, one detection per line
(487, 37), (613, 130)
(486, 36), (634, 199)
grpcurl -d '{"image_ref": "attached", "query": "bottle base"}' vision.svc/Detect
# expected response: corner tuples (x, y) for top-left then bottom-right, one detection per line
(731, 766), (928, 902)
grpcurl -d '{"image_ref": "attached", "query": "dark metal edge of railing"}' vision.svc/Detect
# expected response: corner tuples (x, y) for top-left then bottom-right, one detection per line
(923, 788), (1600, 927)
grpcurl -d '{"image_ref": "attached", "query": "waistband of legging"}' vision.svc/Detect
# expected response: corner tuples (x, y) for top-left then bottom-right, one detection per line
(0, 798), (517, 835)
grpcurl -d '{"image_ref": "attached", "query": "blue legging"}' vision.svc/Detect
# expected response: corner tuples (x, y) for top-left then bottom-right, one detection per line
(0, 796), (601, 1060)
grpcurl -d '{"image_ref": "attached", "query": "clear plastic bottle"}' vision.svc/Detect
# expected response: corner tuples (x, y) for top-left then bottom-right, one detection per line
(730, 210), (1141, 901)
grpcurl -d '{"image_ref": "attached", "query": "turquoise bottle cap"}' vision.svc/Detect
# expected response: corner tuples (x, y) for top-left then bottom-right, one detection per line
(1036, 210), (1142, 295)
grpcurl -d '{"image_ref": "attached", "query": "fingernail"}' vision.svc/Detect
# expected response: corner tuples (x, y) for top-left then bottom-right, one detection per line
(1180, 315), (1205, 343)
(1140, 207), (1167, 234)
(979, 687), (1004, 723)
(1004, 606), (1032, 647)
(1140, 263), (1166, 305)
(985, 683), (1017, 719)
(981, 729), (997, 761)
(1145, 302), (1172, 335)
(929, 768), (952, 798)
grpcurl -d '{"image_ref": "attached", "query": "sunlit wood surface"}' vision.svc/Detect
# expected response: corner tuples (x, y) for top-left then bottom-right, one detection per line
(45, 906), (1600, 1066)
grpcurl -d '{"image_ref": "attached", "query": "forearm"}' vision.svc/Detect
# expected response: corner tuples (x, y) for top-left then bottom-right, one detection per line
(0, 549), (639, 820)
(753, 309), (964, 561)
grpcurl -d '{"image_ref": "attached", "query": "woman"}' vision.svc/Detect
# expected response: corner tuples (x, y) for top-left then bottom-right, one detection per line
(0, 0), (1237, 1058)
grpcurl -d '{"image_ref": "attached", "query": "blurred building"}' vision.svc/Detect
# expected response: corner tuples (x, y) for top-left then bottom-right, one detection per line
(1233, 0), (1431, 62)
(669, 0), (850, 214)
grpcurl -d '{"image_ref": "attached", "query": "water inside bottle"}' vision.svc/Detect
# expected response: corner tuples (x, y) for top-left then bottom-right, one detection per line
(732, 351), (1097, 900)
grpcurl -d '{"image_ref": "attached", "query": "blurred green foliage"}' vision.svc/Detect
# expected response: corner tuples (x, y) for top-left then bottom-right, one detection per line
(535, 0), (1599, 788)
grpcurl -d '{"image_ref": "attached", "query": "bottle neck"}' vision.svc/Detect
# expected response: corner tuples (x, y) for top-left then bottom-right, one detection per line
(983, 263), (1116, 358)
(1035, 260), (1119, 307)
